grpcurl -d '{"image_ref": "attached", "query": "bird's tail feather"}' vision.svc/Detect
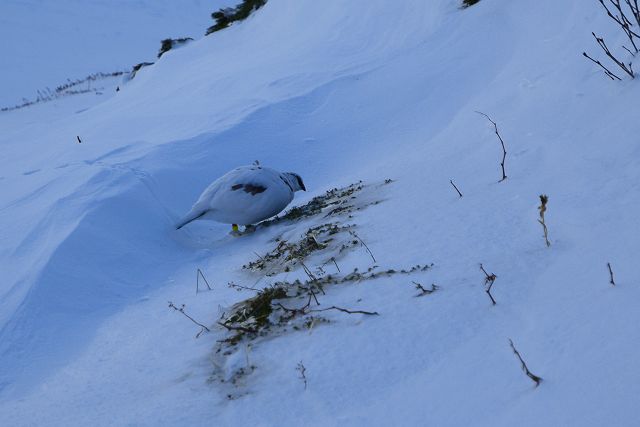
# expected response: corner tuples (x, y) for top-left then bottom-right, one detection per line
(175, 209), (208, 230)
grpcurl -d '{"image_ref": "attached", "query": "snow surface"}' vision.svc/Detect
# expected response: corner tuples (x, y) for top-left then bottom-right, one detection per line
(2, 0), (640, 425)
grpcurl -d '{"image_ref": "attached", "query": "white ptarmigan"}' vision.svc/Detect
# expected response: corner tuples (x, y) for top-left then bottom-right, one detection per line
(176, 164), (306, 231)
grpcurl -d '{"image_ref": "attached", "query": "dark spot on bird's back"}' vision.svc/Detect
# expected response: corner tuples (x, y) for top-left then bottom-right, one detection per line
(231, 184), (243, 191)
(243, 184), (267, 195)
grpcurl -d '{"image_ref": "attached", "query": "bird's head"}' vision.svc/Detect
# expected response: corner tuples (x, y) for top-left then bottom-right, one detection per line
(284, 172), (306, 192)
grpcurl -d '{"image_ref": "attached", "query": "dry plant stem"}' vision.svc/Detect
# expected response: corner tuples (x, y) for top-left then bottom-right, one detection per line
(296, 362), (308, 390)
(480, 263), (497, 305)
(332, 257), (341, 273)
(349, 231), (377, 263)
(450, 180), (463, 198)
(228, 282), (259, 292)
(538, 194), (551, 247)
(509, 339), (543, 387)
(310, 306), (379, 316)
(475, 111), (507, 181)
(607, 262), (616, 286)
(196, 268), (213, 294)
(592, 32), (635, 78)
(168, 302), (211, 337)
(412, 281), (440, 297)
(583, 52), (623, 80)
(218, 321), (256, 334)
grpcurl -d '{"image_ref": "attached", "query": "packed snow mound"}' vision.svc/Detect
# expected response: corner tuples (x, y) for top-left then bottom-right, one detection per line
(1, 0), (640, 425)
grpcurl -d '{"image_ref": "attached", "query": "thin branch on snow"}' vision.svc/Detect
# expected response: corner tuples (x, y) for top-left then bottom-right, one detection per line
(168, 302), (211, 338)
(296, 361), (308, 390)
(538, 195), (551, 247)
(592, 32), (635, 78)
(597, 0), (640, 53)
(349, 231), (377, 263)
(276, 293), (379, 318)
(583, 52), (623, 80)
(475, 111), (507, 182)
(509, 339), (543, 387)
(196, 268), (213, 294)
(217, 321), (257, 334)
(412, 281), (440, 297)
(228, 281), (260, 292)
(310, 305), (380, 316)
(583, 52), (623, 79)
(480, 263), (498, 305)
(607, 262), (616, 286)
(450, 179), (463, 198)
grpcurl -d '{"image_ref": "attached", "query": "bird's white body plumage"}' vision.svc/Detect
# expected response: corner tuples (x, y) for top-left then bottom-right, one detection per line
(176, 165), (305, 229)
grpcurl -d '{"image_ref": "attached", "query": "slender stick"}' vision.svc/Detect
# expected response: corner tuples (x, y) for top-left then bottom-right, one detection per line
(310, 306), (379, 316)
(349, 231), (377, 263)
(480, 263), (497, 305)
(196, 268), (212, 294)
(169, 302), (211, 337)
(509, 339), (543, 387)
(475, 111), (507, 181)
(607, 262), (616, 286)
(450, 180), (463, 198)
(592, 32), (635, 78)
(583, 52), (622, 80)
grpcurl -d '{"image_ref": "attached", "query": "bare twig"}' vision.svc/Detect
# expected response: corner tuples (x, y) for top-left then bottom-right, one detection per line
(475, 111), (507, 182)
(300, 261), (318, 282)
(607, 262), (616, 286)
(583, 52), (623, 80)
(412, 281), (440, 297)
(168, 302), (211, 337)
(349, 231), (377, 263)
(450, 180), (463, 198)
(196, 268), (213, 294)
(227, 281), (259, 292)
(332, 257), (341, 273)
(592, 32), (635, 78)
(217, 321), (257, 334)
(310, 306), (379, 316)
(538, 195), (551, 247)
(509, 339), (543, 387)
(480, 263), (497, 305)
(598, 0), (640, 52)
(296, 361), (308, 390)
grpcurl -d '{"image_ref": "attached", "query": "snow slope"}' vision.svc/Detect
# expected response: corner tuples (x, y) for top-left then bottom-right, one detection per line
(0, 0), (234, 108)
(1, 0), (640, 425)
